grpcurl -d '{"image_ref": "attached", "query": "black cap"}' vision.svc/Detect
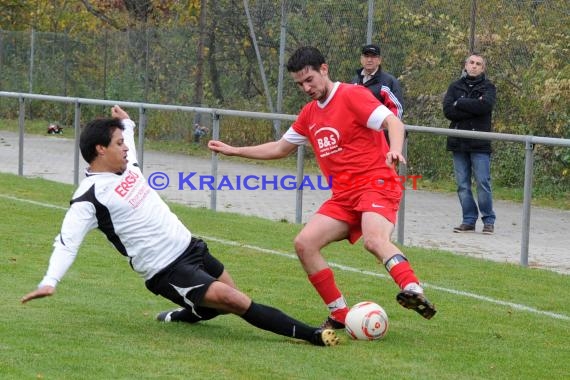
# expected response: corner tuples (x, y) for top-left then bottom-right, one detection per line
(361, 44), (381, 56)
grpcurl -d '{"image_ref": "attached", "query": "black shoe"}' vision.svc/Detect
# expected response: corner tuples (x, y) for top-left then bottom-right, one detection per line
(310, 328), (339, 346)
(320, 316), (345, 330)
(156, 307), (185, 322)
(157, 307), (220, 323)
(396, 290), (437, 320)
(453, 224), (475, 233)
(482, 224), (495, 235)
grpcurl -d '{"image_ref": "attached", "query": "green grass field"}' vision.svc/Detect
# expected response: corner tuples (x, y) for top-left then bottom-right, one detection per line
(1, 173), (569, 380)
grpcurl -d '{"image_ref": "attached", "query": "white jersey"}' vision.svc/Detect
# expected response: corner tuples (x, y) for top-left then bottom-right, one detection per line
(39, 119), (191, 288)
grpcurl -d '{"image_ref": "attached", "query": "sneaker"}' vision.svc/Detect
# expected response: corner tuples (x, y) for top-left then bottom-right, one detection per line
(482, 224), (494, 235)
(396, 285), (437, 320)
(320, 316), (345, 330)
(156, 307), (185, 322)
(453, 224), (475, 233)
(310, 328), (339, 346)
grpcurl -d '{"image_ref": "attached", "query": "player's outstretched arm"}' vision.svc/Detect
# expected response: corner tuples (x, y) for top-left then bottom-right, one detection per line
(208, 140), (240, 156)
(21, 285), (55, 304)
(208, 139), (297, 160)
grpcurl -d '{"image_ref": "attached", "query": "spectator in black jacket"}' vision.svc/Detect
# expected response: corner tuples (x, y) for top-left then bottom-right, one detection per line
(351, 44), (404, 147)
(443, 53), (496, 235)
(351, 44), (403, 119)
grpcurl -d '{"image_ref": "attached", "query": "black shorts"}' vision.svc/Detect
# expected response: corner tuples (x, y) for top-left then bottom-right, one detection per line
(145, 237), (225, 309)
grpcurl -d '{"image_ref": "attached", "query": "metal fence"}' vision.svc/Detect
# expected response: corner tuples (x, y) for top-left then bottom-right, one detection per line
(1, 91), (569, 268)
(1, 0), (568, 194)
(0, 1), (567, 131)
(0, 0), (570, 196)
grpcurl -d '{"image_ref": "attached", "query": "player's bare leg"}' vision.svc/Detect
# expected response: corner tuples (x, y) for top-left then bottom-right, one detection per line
(294, 214), (351, 328)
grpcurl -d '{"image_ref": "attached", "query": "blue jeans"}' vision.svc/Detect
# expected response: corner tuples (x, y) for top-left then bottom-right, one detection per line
(452, 152), (496, 226)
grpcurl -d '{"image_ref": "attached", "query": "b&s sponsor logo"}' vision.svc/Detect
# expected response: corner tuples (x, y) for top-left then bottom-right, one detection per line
(315, 126), (342, 157)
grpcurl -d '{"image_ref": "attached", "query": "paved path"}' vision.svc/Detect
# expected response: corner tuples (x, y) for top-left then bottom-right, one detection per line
(1, 131), (568, 275)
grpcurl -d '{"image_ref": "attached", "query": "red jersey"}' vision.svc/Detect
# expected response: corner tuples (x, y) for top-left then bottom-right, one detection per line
(285, 82), (398, 195)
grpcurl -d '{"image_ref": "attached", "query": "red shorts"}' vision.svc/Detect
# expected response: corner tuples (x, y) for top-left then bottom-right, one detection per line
(317, 186), (402, 244)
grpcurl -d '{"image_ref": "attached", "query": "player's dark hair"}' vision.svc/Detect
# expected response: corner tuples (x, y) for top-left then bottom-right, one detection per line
(80, 118), (124, 163)
(286, 46), (326, 73)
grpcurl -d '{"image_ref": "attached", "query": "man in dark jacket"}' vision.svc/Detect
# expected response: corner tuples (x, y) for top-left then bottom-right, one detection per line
(351, 44), (404, 119)
(351, 44), (404, 147)
(443, 53), (496, 235)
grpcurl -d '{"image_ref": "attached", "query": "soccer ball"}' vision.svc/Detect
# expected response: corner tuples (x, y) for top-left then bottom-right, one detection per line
(345, 301), (389, 340)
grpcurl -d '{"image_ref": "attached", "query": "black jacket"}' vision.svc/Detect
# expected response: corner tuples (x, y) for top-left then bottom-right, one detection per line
(351, 68), (405, 147)
(351, 68), (404, 119)
(442, 72), (496, 153)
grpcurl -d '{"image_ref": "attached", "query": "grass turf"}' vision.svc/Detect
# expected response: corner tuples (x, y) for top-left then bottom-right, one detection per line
(0, 173), (568, 379)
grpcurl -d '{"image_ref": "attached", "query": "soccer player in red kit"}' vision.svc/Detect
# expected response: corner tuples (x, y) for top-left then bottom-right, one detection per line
(208, 46), (436, 329)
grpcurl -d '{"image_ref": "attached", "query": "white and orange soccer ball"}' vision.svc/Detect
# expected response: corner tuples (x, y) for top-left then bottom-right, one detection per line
(345, 301), (389, 340)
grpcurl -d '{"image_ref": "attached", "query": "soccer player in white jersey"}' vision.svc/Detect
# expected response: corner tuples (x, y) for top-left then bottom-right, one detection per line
(21, 105), (338, 347)
(209, 46), (436, 330)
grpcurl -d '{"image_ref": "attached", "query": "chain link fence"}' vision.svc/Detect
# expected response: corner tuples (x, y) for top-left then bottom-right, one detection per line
(0, 0), (568, 190)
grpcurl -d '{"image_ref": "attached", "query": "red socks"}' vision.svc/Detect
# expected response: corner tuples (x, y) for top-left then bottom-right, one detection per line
(308, 268), (348, 323)
(385, 254), (419, 289)
(308, 256), (418, 323)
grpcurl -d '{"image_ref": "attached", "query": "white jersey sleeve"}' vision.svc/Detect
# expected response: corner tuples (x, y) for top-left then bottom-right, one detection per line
(121, 119), (138, 165)
(367, 105), (393, 131)
(282, 126), (308, 145)
(39, 201), (98, 288)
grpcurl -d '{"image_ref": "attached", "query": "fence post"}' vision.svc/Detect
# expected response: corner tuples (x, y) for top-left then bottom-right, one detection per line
(366, 0), (374, 44)
(275, 0), (288, 138)
(73, 101), (81, 186)
(520, 137), (535, 267)
(210, 112), (220, 211)
(469, 0), (477, 53)
(397, 138), (408, 244)
(243, 0), (277, 138)
(27, 30), (35, 128)
(28, 29), (34, 96)
(18, 96), (25, 176)
(138, 106), (146, 170)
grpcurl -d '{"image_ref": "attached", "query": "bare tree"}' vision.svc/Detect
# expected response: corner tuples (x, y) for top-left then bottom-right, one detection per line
(79, 0), (124, 30)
